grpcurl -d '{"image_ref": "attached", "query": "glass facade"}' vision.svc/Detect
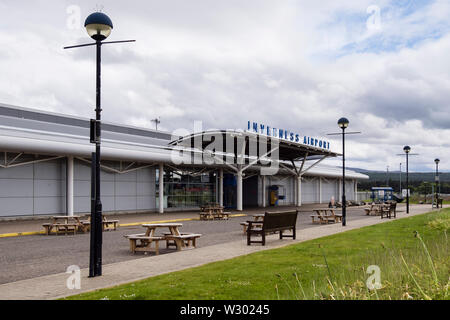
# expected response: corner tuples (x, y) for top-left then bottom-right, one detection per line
(156, 169), (217, 209)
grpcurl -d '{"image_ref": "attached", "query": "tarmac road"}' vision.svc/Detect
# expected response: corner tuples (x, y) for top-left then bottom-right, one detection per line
(0, 208), (371, 285)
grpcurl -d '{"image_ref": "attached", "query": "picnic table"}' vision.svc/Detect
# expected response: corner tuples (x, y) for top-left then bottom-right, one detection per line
(42, 216), (87, 235)
(81, 215), (120, 232)
(125, 223), (202, 255)
(310, 208), (342, 224)
(364, 203), (384, 216)
(42, 215), (119, 235)
(199, 206), (230, 220)
(200, 202), (220, 211)
(240, 214), (264, 234)
(364, 203), (394, 216)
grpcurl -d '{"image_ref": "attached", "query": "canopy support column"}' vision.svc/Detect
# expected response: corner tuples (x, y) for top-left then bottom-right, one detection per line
(66, 156), (74, 216)
(297, 175), (302, 207)
(159, 163), (164, 214)
(219, 168), (224, 206)
(237, 167), (243, 211)
(319, 177), (323, 204)
(261, 175), (267, 208)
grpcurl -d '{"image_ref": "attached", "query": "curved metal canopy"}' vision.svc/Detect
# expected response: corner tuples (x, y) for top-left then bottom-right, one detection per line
(169, 129), (340, 162)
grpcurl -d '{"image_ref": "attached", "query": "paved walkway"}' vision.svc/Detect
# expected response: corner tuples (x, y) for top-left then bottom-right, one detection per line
(0, 204), (444, 300)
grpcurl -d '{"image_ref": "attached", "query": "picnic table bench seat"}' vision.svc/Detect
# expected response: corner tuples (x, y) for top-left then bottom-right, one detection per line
(79, 218), (119, 232)
(240, 222), (249, 233)
(163, 233), (202, 249)
(54, 223), (79, 235)
(247, 210), (298, 246)
(199, 211), (230, 221)
(125, 234), (164, 254)
(310, 213), (334, 224)
(42, 223), (53, 235)
(102, 219), (119, 231)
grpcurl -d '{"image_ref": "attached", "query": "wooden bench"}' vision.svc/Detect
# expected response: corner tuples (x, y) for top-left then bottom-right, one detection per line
(381, 202), (397, 219)
(163, 233), (202, 250)
(125, 234), (164, 254)
(247, 210), (298, 246)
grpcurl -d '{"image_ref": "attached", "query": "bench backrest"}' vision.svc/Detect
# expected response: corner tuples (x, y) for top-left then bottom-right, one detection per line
(263, 210), (298, 231)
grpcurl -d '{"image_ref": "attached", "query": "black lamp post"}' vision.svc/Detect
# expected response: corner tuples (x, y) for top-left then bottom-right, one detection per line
(338, 117), (349, 226)
(64, 12), (135, 278)
(86, 12), (113, 278)
(435, 158), (440, 205)
(403, 146), (411, 214)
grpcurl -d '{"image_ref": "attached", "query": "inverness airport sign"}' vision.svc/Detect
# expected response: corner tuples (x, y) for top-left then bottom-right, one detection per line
(247, 121), (331, 150)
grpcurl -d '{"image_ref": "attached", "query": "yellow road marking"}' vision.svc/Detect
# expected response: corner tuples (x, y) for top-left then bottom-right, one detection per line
(0, 214), (248, 238)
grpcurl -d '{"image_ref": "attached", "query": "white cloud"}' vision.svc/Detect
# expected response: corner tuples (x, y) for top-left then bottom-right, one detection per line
(0, 0), (448, 172)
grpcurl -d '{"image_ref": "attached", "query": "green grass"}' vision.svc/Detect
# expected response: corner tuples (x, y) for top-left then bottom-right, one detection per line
(66, 209), (450, 300)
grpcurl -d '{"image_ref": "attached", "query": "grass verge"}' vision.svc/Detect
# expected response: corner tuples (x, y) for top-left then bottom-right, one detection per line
(66, 209), (449, 300)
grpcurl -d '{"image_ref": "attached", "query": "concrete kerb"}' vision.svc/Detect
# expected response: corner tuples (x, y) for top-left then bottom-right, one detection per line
(0, 204), (443, 300)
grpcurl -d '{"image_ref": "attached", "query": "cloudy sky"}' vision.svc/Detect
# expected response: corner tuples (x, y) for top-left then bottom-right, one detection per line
(0, 0), (449, 172)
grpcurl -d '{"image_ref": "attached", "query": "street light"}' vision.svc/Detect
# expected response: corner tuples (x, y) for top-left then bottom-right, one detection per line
(327, 118), (360, 227)
(396, 147), (418, 214)
(435, 158), (440, 206)
(403, 146), (411, 214)
(64, 11), (135, 278)
(338, 117), (349, 226)
(85, 12), (113, 41)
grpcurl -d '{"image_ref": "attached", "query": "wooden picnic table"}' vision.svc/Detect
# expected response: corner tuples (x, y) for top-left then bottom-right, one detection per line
(364, 203), (388, 216)
(200, 203), (220, 212)
(42, 216), (87, 235)
(199, 206), (230, 220)
(125, 223), (202, 254)
(310, 208), (342, 224)
(142, 223), (183, 237)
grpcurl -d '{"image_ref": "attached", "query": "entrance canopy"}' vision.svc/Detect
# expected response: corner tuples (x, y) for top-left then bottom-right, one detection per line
(169, 129), (339, 164)
(169, 130), (341, 211)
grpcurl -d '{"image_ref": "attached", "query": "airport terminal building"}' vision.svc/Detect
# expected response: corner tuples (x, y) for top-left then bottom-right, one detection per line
(0, 103), (368, 218)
